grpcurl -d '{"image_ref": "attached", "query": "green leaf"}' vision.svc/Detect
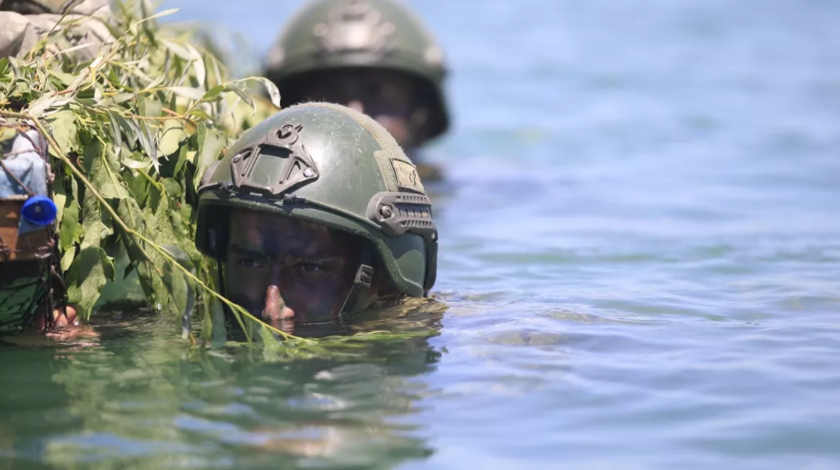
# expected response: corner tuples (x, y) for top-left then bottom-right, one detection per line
(53, 186), (67, 223)
(134, 7), (180, 25)
(199, 84), (225, 103)
(79, 184), (113, 250)
(189, 44), (206, 86)
(131, 118), (159, 172)
(185, 109), (211, 122)
(59, 201), (81, 251)
(128, 202), (194, 317)
(60, 248), (76, 272)
(0, 127), (16, 144)
(149, 192), (178, 242)
(110, 112), (136, 145)
(166, 86), (205, 101)
(161, 243), (194, 316)
(158, 119), (185, 156)
(65, 247), (115, 320)
(179, 201), (193, 224)
(166, 87), (205, 101)
(159, 39), (193, 60)
(172, 141), (189, 177)
(108, 111), (124, 157)
(121, 155), (153, 170)
(48, 110), (78, 155)
(225, 83), (254, 114)
(117, 197), (144, 235)
(110, 93), (134, 105)
(142, 74), (165, 92)
(138, 96), (162, 118)
(237, 77), (281, 109)
(80, 220), (112, 250)
(163, 178), (181, 198)
(124, 169), (150, 206)
(86, 140), (130, 200)
(254, 77), (282, 109)
(27, 94), (57, 117)
(192, 123), (225, 191)
(48, 71), (76, 87)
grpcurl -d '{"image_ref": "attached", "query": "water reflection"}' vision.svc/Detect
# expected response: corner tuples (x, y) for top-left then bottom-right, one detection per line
(0, 302), (444, 469)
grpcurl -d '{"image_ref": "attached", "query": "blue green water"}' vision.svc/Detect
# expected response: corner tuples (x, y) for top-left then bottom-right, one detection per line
(3, 0), (840, 468)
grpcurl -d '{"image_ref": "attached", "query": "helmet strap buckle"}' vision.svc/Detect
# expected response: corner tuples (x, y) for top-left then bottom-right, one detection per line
(354, 264), (374, 288)
(338, 244), (374, 320)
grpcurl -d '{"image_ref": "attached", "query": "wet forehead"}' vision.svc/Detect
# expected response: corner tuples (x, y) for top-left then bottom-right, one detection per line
(228, 210), (355, 258)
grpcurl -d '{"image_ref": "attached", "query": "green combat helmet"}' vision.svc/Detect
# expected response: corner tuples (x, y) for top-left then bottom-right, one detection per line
(195, 103), (438, 318)
(263, 0), (450, 143)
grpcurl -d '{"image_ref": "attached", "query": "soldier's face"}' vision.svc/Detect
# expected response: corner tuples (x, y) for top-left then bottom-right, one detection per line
(224, 210), (363, 329)
(297, 69), (421, 146)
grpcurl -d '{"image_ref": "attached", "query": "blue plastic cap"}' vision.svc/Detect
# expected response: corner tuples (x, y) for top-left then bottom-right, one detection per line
(22, 195), (57, 226)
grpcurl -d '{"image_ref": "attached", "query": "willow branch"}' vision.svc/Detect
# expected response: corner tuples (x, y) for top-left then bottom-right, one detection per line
(0, 109), (310, 345)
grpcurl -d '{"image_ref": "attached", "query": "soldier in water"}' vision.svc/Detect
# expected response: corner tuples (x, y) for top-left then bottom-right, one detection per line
(263, 0), (450, 181)
(196, 103), (438, 332)
(0, 0), (112, 333)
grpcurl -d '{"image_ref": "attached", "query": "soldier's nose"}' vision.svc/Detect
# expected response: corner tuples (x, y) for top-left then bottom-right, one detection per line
(262, 267), (294, 323)
(347, 100), (365, 113)
(263, 285), (295, 322)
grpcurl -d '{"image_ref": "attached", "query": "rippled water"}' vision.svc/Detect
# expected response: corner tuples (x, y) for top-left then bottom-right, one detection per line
(3, 0), (840, 468)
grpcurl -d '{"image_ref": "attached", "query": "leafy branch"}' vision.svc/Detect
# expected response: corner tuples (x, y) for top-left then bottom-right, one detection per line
(4, 109), (316, 344)
(0, 2), (312, 349)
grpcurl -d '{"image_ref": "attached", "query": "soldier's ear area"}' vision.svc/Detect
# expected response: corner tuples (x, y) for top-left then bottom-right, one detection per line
(408, 78), (442, 143)
(410, 107), (430, 141)
(370, 253), (401, 300)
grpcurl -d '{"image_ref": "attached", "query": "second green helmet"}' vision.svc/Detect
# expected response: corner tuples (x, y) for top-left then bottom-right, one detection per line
(263, 0), (450, 141)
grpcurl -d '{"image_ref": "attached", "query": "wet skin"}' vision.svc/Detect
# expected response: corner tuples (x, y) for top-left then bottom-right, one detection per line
(294, 69), (426, 148)
(225, 210), (386, 330)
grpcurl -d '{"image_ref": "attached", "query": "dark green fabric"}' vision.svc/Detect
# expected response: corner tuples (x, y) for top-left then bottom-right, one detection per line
(0, 261), (47, 332)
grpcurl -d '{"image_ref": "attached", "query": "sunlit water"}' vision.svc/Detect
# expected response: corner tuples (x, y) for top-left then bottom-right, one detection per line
(3, 0), (840, 468)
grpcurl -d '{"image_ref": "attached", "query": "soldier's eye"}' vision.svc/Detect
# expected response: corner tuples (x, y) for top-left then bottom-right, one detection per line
(238, 258), (265, 269)
(301, 262), (323, 273)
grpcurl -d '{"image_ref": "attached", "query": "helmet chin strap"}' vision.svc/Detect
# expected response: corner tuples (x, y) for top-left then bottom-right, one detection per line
(338, 243), (374, 321)
(216, 257), (233, 318)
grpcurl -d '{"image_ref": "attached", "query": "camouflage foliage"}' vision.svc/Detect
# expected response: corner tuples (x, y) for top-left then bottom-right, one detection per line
(0, 1), (280, 328)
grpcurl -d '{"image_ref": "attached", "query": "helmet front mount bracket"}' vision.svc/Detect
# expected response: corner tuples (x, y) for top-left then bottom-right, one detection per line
(230, 123), (319, 198)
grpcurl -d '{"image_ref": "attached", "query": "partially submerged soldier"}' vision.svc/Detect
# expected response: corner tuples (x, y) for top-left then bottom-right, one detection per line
(263, 0), (451, 180)
(0, 0), (111, 334)
(195, 103), (438, 332)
